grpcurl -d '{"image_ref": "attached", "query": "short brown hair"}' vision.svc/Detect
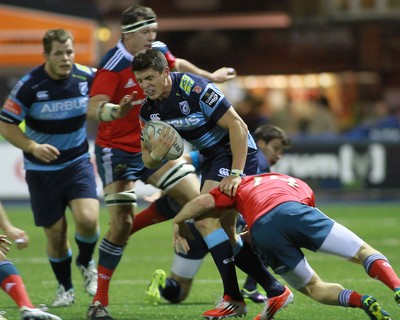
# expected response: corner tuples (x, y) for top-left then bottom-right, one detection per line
(42, 29), (73, 55)
(121, 5), (157, 26)
(253, 125), (291, 148)
(131, 49), (167, 74)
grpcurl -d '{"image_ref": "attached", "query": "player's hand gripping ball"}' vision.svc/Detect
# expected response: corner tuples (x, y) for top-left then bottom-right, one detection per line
(143, 120), (184, 160)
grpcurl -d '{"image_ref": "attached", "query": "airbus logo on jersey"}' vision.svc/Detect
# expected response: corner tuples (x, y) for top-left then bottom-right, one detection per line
(125, 78), (136, 88)
(40, 97), (88, 113)
(168, 116), (201, 128)
(36, 91), (49, 100)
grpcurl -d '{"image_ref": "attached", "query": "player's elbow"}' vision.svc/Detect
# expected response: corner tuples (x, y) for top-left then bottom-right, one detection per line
(238, 118), (248, 133)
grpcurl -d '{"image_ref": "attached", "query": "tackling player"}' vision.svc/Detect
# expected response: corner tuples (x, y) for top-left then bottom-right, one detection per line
(144, 125), (292, 310)
(173, 173), (400, 320)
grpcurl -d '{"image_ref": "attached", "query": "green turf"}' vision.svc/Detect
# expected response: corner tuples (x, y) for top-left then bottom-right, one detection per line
(1, 202), (400, 320)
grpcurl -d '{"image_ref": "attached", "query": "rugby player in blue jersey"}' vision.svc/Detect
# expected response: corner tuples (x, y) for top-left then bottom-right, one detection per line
(133, 49), (292, 319)
(0, 29), (99, 307)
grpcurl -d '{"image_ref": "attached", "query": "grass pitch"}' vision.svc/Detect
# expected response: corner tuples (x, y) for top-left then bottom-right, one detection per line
(1, 201), (400, 320)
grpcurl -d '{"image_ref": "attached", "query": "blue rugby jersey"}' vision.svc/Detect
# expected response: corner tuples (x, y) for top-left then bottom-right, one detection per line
(0, 63), (95, 171)
(139, 72), (257, 157)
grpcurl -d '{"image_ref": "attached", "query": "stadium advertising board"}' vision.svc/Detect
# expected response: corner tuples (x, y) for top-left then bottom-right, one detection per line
(0, 142), (159, 199)
(0, 140), (399, 199)
(273, 140), (400, 190)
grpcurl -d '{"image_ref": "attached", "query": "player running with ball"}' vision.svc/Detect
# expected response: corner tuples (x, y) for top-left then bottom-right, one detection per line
(133, 48), (292, 319)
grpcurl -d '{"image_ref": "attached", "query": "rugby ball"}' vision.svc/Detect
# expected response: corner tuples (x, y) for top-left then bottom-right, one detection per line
(143, 120), (184, 160)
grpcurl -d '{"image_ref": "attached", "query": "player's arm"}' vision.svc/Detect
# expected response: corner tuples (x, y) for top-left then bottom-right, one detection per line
(0, 121), (59, 163)
(0, 202), (29, 249)
(174, 58), (236, 83)
(216, 107), (249, 196)
(87, 92), (137, 122)
(173, 194), (216, 224)
(172, 193), (216, 253)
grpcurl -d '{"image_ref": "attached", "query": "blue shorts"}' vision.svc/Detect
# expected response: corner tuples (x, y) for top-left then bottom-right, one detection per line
(250, 201), (335, 274)
(25, 156), (98, 227)
(200, 146), (258, 185)
(95, 145), (160, 186)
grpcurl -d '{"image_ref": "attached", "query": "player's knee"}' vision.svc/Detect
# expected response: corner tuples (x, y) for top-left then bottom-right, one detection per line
(166, 275), (193, 303)
(105, 190), (137, 234)
(76, 213), (98, 231)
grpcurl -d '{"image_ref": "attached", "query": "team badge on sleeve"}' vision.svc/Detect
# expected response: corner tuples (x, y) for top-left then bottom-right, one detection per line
(201, 88), (221, 108)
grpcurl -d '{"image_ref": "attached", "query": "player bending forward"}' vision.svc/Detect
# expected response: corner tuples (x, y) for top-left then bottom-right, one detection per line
(173, 172), (400, 320)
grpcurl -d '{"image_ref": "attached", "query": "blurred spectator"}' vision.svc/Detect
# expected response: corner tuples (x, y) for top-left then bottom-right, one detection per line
(307, 96), (339, 136)
(344, 103), (400, 141)
(234, 92), (268, 134)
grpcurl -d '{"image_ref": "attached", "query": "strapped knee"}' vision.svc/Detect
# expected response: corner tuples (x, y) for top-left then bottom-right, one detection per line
(104, 189), (137, 207)
(157, 162), (196, 192)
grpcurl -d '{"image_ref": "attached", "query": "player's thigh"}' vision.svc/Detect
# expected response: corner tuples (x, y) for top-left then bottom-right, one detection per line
(280, 258), (316, 291)
(103, 179), (135, 194)
(146, 159), (200, 205)
(164, 173), (200, 205)
(145, 158), (187, 183)
(318, 221), (364, 260)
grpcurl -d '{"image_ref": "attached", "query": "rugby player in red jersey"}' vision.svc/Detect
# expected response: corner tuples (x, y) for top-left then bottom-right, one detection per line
(173, 173), (400, 320)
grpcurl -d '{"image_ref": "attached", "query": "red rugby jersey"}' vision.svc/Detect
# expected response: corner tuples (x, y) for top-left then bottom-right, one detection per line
(210, 173), (315, 229)
(90, 40), (176, 153)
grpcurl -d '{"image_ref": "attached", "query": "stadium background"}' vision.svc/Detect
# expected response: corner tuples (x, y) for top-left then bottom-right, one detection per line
(1, 0), (399, 200)
(0, 2), (399, 319)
